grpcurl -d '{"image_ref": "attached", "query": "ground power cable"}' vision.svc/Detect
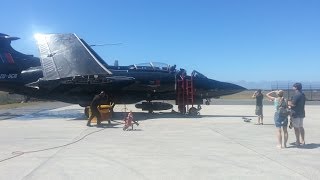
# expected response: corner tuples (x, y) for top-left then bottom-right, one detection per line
(0, 127), (106, 163)
(208, 126), (309, 180)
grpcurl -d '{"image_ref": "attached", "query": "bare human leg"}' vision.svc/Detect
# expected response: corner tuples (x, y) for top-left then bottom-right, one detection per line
(294, 127), (301, 146)
(276, 128), (282, 148)
(300, 127), (305, 145)
(283, 126), (288, 148)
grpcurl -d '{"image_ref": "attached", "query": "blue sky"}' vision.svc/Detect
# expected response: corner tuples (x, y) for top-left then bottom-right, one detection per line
(2, 0), (320, 82)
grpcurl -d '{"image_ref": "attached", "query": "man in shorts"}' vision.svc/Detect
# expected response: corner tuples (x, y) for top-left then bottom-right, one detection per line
(252, 89), (264, 125)
(288, 83), (306, 146)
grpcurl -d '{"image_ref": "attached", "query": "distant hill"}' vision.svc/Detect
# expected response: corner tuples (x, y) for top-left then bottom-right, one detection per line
(232, 81), (320, 90)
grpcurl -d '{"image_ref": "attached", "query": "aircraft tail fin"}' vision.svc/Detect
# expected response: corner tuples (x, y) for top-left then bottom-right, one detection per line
(34, 33), (112, 81)
(0, 33), (19, 74)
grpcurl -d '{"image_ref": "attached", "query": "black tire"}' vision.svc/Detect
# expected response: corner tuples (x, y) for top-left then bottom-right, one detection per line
(189, 107), (198, 116)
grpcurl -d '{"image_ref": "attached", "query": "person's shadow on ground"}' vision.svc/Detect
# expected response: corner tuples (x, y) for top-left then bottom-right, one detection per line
(299, 143), (320, 149)
(288, 142), (320, 149)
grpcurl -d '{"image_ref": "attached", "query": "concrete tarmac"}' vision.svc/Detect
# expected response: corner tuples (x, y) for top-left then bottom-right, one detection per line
(0, 101), (319, 180)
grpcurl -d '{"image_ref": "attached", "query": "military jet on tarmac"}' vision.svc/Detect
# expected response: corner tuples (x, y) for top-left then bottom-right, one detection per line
(0, 33), (246, 115)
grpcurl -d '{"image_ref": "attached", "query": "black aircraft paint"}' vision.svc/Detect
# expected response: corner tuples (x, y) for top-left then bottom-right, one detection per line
(0, 33), (246, 113)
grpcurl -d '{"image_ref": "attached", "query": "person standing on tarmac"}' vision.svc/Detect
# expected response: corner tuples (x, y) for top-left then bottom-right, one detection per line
(288, 83), (306, 146)
(252, 89), (264, 125)
(87, 91), (107, 127)
(266, 90), (289, 148)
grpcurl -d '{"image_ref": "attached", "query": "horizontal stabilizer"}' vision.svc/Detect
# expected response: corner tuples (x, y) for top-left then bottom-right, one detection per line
(35, 33), (112, 80)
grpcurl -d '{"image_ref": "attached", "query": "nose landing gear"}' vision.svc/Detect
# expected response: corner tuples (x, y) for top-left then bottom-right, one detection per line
(205, 99), (211, 105)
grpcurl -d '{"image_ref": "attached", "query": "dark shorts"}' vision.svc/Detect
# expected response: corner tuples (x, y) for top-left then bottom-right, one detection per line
(274, 112), (288, 128)
(255, 106), (263, 116)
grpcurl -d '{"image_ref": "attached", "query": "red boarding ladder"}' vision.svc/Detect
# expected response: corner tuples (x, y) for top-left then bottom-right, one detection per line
(185, 76), (194, 111)
(176, 74), (194, 114)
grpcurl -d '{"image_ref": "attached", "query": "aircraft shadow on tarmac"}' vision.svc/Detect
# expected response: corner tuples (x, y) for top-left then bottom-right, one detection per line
(90, 123), (123, 129)
(110, 112), (257, 121)
(0, 113), (23, 120)
(3, 108), (256, 122)
(3, 109), (85, 121)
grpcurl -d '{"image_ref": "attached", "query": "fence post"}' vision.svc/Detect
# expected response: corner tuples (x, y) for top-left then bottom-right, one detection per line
(287, 82), (290, 99)
(310, 84), (313, 101)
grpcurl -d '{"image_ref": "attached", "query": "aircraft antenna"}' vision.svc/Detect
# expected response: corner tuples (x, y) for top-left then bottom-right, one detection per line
(90, 43), (123, 47)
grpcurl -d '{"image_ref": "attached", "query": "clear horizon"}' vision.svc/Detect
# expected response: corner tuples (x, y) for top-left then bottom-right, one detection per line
(233, 80), (320, 90)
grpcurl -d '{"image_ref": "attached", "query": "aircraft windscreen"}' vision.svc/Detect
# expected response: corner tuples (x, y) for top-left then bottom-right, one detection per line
(192, 70), (207, 78)
(134, 62), (170, 71)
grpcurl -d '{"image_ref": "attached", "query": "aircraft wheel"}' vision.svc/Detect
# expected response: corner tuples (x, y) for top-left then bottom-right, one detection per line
(189, 107), (199, 116)
(84, 107), (90, 118)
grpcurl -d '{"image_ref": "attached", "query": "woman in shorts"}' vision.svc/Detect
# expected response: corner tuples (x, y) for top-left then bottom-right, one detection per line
(266, 90), (288, 148)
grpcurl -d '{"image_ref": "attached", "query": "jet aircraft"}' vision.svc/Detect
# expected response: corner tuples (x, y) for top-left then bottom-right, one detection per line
(0, 33), (246, 115)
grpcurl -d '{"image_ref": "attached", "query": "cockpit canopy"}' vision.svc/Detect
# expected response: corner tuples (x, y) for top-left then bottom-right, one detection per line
(130, 62), (176, 72)
(133, 62), (169, 71)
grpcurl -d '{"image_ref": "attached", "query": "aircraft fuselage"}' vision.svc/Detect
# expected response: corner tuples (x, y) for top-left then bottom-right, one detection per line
(0, 33), (246, 110)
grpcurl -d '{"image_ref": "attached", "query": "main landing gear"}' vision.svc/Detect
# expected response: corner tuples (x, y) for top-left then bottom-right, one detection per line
(178, 105), (201, 116)
(205, 99), (211, 105)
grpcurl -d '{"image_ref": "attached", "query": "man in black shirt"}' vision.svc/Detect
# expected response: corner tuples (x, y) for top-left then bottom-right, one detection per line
(87, 91), (106, 127)
(252, 89), (264, 125)
(288, 83), (306, 146)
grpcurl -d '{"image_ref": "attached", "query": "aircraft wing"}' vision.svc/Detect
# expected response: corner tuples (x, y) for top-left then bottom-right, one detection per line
(35, 33), (112, 80)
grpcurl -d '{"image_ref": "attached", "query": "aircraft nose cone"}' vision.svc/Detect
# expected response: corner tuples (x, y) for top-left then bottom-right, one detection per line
(207, 80), (246, 95)
(194, 78), (246, 97)
(222, 82), (247, 95)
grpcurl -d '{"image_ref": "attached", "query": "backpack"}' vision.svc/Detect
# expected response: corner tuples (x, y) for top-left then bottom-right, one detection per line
(277, 97), (290, 117)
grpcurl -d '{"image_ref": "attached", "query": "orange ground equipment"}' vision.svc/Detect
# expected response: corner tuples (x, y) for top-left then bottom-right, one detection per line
(86, 103), (114, 124)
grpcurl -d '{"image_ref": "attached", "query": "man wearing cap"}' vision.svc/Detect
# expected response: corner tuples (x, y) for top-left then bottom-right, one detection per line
(288, 83), (306, 146)
(87, 91), (107, 127)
